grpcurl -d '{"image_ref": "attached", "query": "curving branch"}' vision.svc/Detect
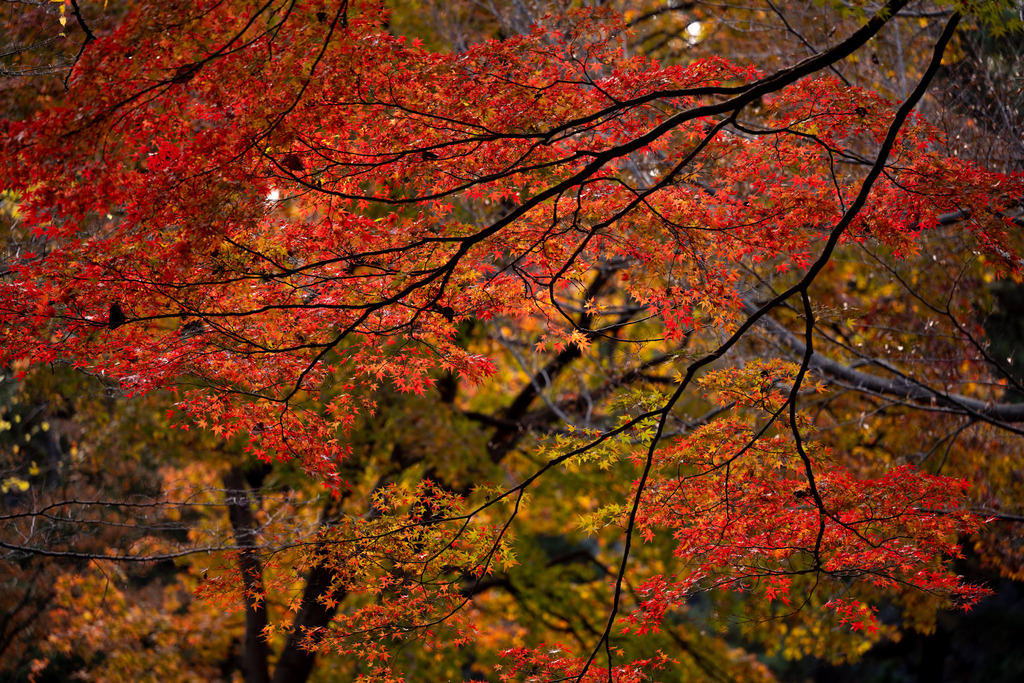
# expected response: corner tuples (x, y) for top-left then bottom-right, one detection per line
(756, 309), (1024, 427)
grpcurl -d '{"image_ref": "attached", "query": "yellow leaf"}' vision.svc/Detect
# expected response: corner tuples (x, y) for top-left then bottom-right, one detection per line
(1, 477), (30, 493)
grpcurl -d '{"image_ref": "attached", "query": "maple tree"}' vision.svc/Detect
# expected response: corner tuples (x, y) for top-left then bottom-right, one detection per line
(2, 0), (1024, 680)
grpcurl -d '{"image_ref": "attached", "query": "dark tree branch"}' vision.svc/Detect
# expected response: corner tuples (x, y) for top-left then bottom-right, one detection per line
(755, 310), (1024, 427)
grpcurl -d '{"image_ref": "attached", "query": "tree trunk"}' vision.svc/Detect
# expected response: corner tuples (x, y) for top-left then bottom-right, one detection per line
(224, 467), (271, 683)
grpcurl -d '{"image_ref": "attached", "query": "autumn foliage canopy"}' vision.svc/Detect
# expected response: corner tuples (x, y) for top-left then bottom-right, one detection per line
(1, 0), (1023, 680)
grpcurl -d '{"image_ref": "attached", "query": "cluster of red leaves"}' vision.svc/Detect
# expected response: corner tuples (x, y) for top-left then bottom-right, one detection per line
(1, 2), (1017, 478)
(0, 0), (1021, 676)
(496, 644), (675, 683)
(616, 364), (990, 639)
